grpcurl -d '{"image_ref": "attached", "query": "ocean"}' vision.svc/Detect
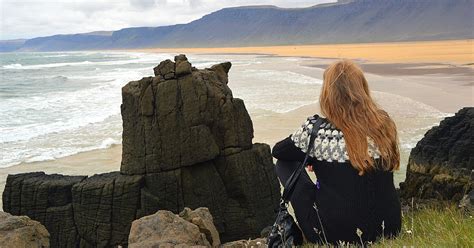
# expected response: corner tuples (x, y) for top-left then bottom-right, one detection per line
(0, 51), (449, 179)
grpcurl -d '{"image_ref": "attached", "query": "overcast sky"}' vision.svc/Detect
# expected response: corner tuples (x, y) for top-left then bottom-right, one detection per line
(0, 0), (335, 40)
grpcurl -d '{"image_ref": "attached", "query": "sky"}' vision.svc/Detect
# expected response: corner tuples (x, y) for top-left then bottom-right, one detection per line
(0, 0), (335, 40)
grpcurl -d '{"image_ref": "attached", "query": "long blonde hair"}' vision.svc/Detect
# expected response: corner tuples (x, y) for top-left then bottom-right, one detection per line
(319, 60), (400, 175)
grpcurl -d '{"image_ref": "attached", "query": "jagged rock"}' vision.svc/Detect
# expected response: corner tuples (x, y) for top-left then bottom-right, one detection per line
(210, 62), (232, 84)
(72, 172), (144, 247)
(121, 56), (253, 173)
(128, 210), (210, 248)
(153, 59), (175, 79)
(135, 143), (279, 241)
(0, 211), (50, 248)
(2, 55), (280, 246)
(121, 56), (278, 241)
(175, 54), (192, 77)
(400, 107), (474, 202)
(179, 207), (221, 247)
(2, 172), (45, 216)
(212, 143), (280, 240)
(2, 172), (144, 248)
(220, 238), (266, 248)
(2, 172), (85, 248)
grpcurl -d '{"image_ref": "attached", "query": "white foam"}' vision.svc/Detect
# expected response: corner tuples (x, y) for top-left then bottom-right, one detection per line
(2, 63), (22, 69)
(0, 69), (143, 143)
(228, 69), (322, 114)
(2, 53), (171, 70)
(43, 54), (74, 58)
(99, 137), (121, 149)
(0, 114), (123, 168)
(0, 51), (180, 167)
(2, 61), (93, 69)
(241, 69), (322, 85)
(252, 101), (319, 115)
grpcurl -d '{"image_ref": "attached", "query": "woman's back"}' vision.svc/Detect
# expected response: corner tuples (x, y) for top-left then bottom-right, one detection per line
(271, 60), (401, 245)
(272, 115), (401, 244)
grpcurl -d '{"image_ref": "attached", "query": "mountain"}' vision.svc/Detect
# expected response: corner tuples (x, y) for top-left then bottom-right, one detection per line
(2, 0), (473, 52)
(0, 39), (27, 52)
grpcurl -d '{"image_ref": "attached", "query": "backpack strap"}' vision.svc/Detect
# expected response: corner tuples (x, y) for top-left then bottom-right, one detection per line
(281, 116), (322, 202)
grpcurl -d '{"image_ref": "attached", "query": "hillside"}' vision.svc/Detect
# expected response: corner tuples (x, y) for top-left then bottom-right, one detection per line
(2, 0), (473, 52)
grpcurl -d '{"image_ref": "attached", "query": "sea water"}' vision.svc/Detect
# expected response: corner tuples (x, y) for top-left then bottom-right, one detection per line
(0, 51), (449, 183)
(0, 52), (319, 167)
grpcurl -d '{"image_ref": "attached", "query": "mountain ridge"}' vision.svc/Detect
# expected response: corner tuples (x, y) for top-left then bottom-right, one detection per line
(1, 0), (473, 52)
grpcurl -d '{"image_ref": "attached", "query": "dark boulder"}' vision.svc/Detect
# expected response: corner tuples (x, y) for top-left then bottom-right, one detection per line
(121, 55), (278, 241)
(2, 172), (86, 248)
(121, 56), (253, 174)
(3, 172), (45, 215)
(72, 172), (144, 247)
(400, 107), (473, 202)
(2, 55), (280, 246)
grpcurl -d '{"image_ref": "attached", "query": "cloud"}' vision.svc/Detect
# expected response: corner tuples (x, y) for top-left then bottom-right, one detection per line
(130, 0), (158, 10)
(0, 0), (335, 40)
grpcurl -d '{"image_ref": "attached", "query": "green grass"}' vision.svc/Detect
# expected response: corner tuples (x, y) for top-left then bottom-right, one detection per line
(301, 205), (474, 247)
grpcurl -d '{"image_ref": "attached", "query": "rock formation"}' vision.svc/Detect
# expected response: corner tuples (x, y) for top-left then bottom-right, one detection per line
(2, 55), (280, 247)
(128, 207), (268, 248)
(178, 207), (220, 247)
(2, 172), (85, 247)
(128, 207), (219, 248)
(400, 107), (473, 203)
(0, 211), (50, 248)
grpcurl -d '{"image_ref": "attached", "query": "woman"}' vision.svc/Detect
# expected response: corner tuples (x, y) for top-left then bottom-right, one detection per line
(272, 60), (401, 245)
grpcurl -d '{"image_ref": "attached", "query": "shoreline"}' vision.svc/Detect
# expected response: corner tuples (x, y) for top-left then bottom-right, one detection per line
(2, 42), (473, 210)
(131, 39), (474, 66)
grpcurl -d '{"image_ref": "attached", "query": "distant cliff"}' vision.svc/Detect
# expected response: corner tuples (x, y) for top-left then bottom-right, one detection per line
(2, 0), (473, 52)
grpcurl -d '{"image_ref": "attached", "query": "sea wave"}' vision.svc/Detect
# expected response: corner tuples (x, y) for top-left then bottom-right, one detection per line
(249, 101), (318, 114)
(0, 51), (177, 168)
(241, 69), (322, 85)
(1, 53), (171, 70)
(0, 69), (143, 143)
(2, 63), (23, 69)
(0, 51), (452, 170)
(1, 137), (122, 168)
(23, 137), (122, 164)
(2, 61), (93, 69)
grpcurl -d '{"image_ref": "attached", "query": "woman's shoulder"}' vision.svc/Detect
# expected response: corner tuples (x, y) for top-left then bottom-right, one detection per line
(290, 114), (381, 163)
(290, 114), (340, 147)
(290, 114), (348, 162)
(297, 114), (340, 134)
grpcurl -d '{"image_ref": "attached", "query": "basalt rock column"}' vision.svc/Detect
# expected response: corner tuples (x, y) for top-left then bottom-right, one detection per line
(2, 172), (86, 248)
(121, 54), (280, 241)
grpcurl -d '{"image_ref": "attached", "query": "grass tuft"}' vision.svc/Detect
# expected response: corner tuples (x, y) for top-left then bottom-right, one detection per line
(300, 205), (474, 247)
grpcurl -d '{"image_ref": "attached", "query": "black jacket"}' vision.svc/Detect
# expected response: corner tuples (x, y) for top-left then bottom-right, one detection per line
(272, 114), (401, 244)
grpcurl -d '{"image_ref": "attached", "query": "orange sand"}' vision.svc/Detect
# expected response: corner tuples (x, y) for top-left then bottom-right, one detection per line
(135, 39), (474, 65)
